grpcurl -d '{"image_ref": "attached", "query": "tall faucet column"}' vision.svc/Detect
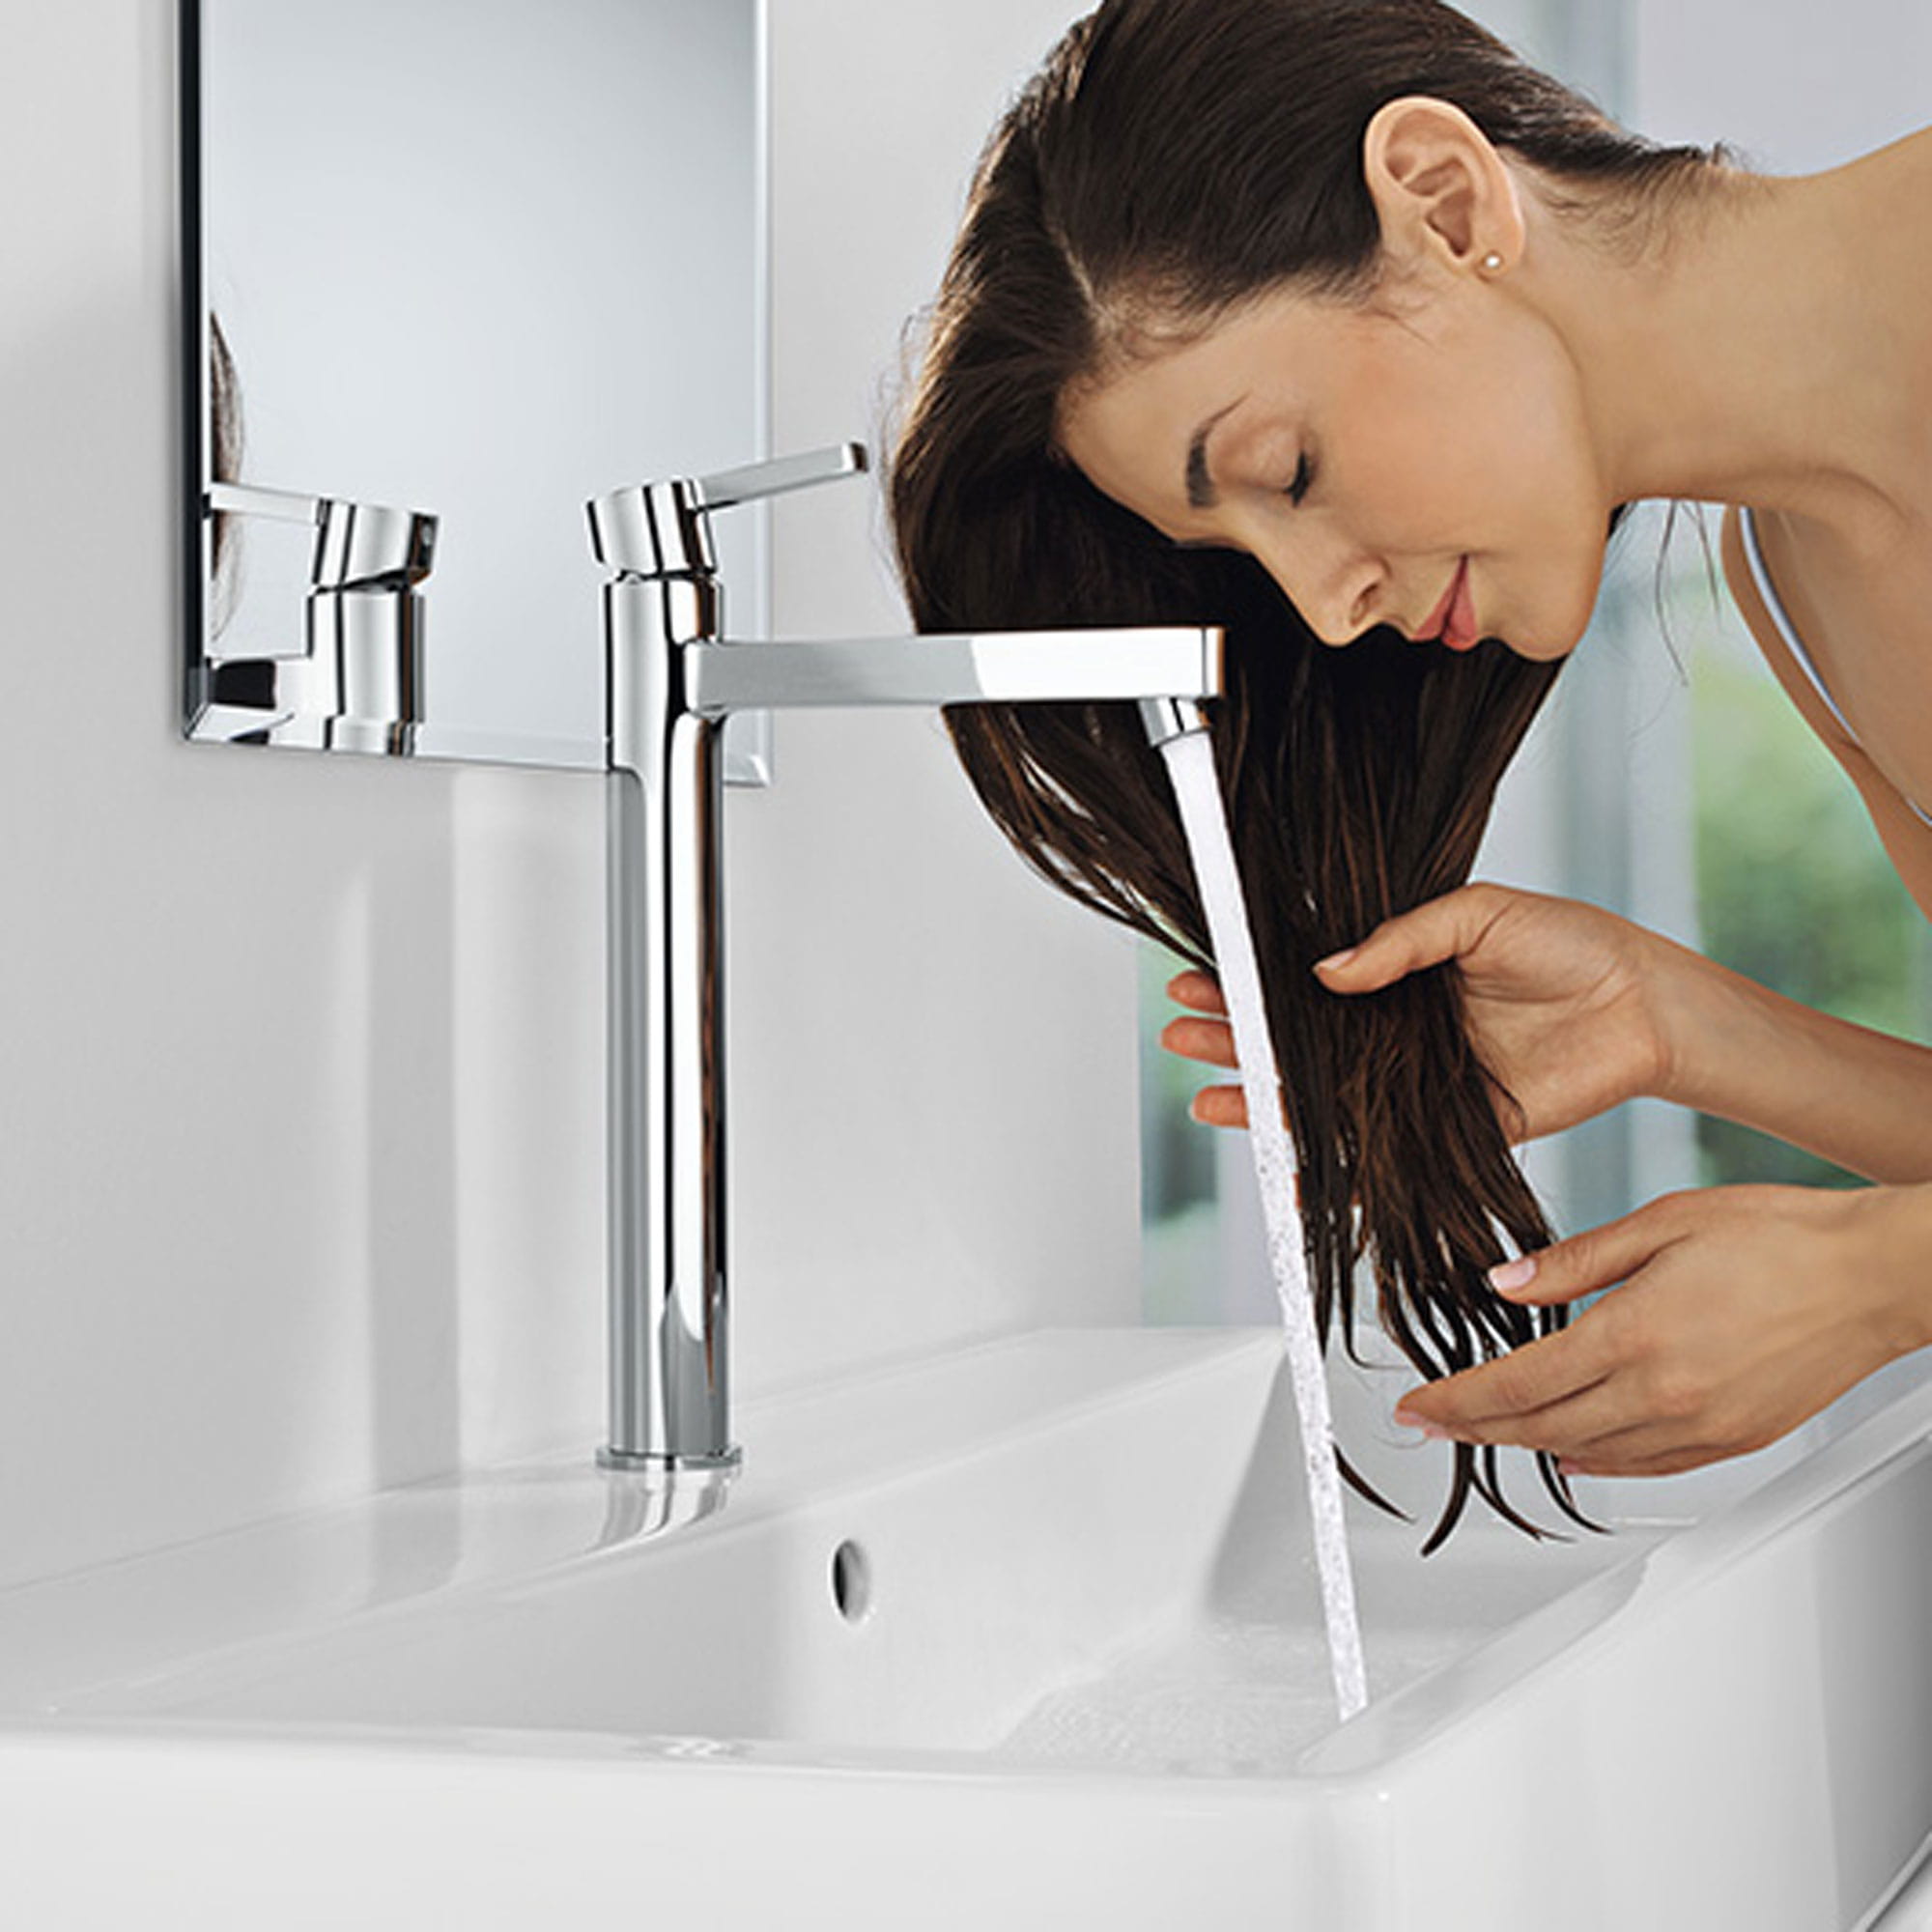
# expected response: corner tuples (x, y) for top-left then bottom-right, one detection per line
(600, 567), (737, 1474)
(587, 447), (867, 1482)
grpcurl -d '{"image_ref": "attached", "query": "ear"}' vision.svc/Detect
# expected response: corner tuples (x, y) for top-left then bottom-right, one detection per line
(1361, 97), (1526, 278)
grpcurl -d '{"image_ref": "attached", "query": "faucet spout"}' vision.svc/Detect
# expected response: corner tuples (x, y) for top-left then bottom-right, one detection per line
(685, 626), (1221, 717)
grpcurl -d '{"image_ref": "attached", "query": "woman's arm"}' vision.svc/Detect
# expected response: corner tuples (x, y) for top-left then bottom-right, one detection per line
(1656, 945), (1932, 1183)
(1171, 882), (1932, 1179)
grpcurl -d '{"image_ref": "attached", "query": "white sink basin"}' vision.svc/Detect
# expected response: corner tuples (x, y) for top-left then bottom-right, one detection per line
(1, 1327), (1928, 1928)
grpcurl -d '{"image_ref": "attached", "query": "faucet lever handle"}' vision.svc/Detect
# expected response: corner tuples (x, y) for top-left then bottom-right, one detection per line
(692, 442), (867, 511)
(207, 482), (439, 591)
(589, 443), (868, 581)
(207, 481), (324, 526)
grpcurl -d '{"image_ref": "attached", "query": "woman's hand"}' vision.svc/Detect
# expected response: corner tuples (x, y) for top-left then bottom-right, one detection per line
(1388, 1182), (1932, 1476)
(1165, 881), (1686, 1141)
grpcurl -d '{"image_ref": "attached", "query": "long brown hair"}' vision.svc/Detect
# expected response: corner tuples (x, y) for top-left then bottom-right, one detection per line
(887, 0), (1724, 1549)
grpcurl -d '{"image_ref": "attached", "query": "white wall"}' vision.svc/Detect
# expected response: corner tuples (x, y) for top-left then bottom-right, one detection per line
(1634, 0), (1932, 175)
(0, 0), (1139, 1590)
(735, 0), (1146, 1396)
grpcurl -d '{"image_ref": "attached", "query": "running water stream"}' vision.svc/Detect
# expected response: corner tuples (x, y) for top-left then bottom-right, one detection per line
(1155, 725), (1369, 1721)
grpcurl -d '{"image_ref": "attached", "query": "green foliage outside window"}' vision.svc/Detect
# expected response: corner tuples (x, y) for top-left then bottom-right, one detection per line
(1690, 637), (1931, 1188)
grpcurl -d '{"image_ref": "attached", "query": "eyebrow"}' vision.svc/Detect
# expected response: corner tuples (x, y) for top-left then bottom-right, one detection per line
(1185, 400), (1243, 510)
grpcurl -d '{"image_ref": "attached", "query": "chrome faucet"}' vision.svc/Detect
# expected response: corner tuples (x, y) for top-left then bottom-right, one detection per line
(583, 442), (1223, 1523)
(195, 481), (435, 754)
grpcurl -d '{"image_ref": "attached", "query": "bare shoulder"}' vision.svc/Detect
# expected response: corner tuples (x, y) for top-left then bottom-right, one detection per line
(1718, 504), (1932, 920)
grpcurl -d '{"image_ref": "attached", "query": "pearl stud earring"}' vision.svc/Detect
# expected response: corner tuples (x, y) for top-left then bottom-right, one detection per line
(1481, 251), (1505, 272)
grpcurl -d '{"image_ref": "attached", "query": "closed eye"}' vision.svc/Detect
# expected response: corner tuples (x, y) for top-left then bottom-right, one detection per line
(1165, 451), (1308, 554)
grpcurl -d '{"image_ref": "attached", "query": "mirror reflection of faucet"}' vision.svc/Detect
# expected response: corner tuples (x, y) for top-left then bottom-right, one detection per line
(193, 481), (435, 753)
(584, 441), (1224, 1530)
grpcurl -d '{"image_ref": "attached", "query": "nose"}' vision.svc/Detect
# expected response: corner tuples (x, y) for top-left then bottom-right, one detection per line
(1251, 529), (1388, 648)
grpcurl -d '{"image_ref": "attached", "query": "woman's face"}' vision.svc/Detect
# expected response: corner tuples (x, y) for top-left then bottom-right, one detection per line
(1055, 274), (1611, 662)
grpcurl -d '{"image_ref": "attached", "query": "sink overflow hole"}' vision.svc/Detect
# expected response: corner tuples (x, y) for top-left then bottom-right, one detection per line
(830, 1540), (872, 1624)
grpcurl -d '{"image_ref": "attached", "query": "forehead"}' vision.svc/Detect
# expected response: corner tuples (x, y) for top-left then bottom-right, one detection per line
(1057, 290), (1325, 498)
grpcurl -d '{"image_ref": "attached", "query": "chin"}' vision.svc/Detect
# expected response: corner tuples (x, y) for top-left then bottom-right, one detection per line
(1491, 635), (1562, 663)
(1513, 632), (1583, 664)
(1485, 612), (1584, 663)
(1516, 567), (1605, 661)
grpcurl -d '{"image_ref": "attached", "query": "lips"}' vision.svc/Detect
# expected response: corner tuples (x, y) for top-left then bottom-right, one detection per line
(1413, 558), (1479, 651)
(1442, 559), (1480, 651)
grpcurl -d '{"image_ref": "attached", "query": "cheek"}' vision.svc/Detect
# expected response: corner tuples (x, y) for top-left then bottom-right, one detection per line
(1343, 342), (1605, 651)
(1477, 370), (1607, 652)
(1348, 360), (1546, 543)
(1468, 363), (1590, 517)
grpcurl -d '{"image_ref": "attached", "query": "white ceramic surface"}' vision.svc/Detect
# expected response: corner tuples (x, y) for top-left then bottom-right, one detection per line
(0, 1328), (1927, 1929)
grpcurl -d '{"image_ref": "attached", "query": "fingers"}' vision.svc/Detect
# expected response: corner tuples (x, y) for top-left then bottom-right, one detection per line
(1184, 1083), (1245, 1128)
(1402, 1372), (1730, 1474)
(1402, 1373), (1635, 1458)
(1394, 1355), (1720, 1474)
(1164, 971), (1242, 1124)
(1165, 970), (1227, 1016)
(1314, 882), (1512, 994)
(1393, 1317), (1620, 1435)
(1488, 1194), (1693, 1308)
(1161, 1012), (1237, 1070)
(1390, 1208), (1743, 1472)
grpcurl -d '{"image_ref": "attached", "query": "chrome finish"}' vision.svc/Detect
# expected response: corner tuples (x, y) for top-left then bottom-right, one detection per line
(320, 588), (425, 757)
(686, 628), (1220, 716)
(313, 498), (438, 593)
(588, 443), (866, 582)
(591, 440), (1225, 1477)
(194, 483), (435, 753)
(593, 1461), (736, 1542)
(207, 479), (321, 530)
(692, 442), (867, 511)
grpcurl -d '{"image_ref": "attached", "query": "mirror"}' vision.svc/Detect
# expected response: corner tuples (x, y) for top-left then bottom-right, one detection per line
(183, 0), (767, 772)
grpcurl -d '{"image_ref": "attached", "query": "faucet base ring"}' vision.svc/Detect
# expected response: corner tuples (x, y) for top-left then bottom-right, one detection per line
(596, 1445), (743, 1475)
(592, 1448), (739, 1543)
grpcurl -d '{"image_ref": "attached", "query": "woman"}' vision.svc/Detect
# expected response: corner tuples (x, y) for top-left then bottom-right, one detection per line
(887, 0), (1932, 1546)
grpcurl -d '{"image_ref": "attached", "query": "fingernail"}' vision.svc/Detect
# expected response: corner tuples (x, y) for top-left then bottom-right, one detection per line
(1394, 1409), (1449, 1440)
(1489, 1255), (1538, 1295)
(1314, 947), (1357, 973)
(1557, 1459), (1582, 1478)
